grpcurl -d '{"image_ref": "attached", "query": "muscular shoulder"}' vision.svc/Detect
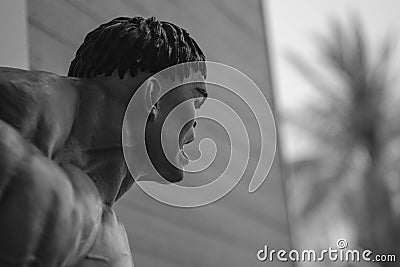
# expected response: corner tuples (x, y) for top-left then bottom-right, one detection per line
(0, 67), (72, 116)
(0, 67), (81, 156)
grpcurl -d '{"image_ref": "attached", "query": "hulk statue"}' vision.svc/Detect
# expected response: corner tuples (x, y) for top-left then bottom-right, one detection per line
(0, 16), (207, 266)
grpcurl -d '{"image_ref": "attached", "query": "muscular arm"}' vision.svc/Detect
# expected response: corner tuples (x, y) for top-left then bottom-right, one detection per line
(0, 67), (134, 266)
(0, 119), (102, 266)
(0, 120), (133, 267)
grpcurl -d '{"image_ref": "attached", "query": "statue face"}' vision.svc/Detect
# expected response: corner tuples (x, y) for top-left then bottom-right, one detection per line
(123, 70), (206, 184)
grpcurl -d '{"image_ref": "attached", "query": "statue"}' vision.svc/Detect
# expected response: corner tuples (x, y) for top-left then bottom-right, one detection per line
(0, 16), (207, 266)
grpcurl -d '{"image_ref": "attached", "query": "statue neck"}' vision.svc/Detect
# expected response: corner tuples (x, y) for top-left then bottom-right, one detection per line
(67, 78), (133, 206)
(67, 73), (152, 205)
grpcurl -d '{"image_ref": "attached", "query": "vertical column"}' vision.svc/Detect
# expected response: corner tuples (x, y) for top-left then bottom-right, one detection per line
(0, 0), (29, 69)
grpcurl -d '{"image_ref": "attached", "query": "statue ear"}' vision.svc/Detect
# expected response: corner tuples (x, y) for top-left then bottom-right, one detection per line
(145, 78), (161, 119)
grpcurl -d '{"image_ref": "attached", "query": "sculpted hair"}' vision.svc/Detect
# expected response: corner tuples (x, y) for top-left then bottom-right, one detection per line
(68, 16), (206, 79)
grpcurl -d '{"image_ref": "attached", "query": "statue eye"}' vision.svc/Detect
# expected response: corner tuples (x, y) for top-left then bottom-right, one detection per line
(193, 120), (197, 128)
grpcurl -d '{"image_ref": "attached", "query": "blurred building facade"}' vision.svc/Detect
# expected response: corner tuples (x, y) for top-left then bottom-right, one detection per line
(25, 0), (292, 266)
(0, 0), (28, 69)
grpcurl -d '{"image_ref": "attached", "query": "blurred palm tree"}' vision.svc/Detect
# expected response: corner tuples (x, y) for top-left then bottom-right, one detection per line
(286, 17), (400, 266)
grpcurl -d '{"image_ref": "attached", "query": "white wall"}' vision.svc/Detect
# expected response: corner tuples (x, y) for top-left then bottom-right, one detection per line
(0, 0), (29, 69)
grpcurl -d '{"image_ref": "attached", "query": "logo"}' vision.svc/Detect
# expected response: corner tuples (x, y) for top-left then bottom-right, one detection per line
(122, 61), (276, 207)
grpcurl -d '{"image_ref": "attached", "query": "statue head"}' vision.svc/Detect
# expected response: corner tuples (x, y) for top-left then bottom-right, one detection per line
(68, 16), (207, 184)
(68, 16), (206, 80)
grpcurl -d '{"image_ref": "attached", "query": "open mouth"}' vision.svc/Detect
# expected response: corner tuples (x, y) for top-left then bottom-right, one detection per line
(181, 149), (189, 160)
(179, 149), (190, 166)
